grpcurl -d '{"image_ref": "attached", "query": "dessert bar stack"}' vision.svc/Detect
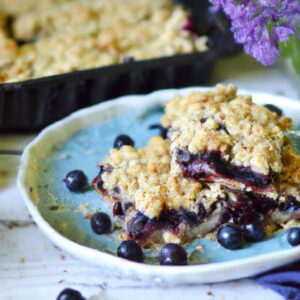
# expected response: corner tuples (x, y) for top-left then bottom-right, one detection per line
(93, 84), (300, 246)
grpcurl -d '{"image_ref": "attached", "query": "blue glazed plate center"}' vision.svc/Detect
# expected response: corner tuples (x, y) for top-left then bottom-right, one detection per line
(36, 105), (293, 264)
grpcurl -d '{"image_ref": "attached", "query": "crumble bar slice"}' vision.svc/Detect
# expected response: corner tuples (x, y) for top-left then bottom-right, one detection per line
(164, 85), (292, 193)
(93, 136), (232, 245)
(92, 136), (300, 246)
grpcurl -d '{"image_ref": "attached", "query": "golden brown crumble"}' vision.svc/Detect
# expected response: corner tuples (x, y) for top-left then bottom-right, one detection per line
(164, 85), (292, 177)
(0, 0), (207, 83)
(99, 136), (206, 218)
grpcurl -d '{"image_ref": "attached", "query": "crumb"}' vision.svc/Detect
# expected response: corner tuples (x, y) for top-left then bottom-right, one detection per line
(29, 186), (33, 192)
(49, 205), (59, 211)
(207, 291), (214, 296)
(84, 213), (96, 219)
(196, 245), (204, 252)
(0, 170), (8, 176)
(60, 255), (66, 260)
(58, 279), (65, 284)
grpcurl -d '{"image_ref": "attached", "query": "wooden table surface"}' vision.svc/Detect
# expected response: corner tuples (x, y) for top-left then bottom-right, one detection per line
(0, 54), (299, 300)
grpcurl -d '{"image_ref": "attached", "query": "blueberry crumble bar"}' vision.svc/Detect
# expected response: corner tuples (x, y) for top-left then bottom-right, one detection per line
(163, 85), (292, 193)
(93, 135), (300, 246)
(0, 0), (207, 83)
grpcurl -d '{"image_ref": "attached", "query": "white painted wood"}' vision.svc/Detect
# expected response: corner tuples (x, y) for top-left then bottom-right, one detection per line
(1, 53), (297, 299)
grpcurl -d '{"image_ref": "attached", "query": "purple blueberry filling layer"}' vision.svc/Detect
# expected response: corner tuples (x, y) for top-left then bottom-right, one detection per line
(126, 205), (207, 243)
(218, 192), (279, 227)
(176, 150), (273, 189)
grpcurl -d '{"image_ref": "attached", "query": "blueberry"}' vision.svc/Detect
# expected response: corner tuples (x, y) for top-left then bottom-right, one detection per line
(287, 227), (300, 246)
(57, 288), (85, 300)
(90, 212), (112, 234)
(217, 224), (242, 250)
(113, 134), (135, 149)
(148, 124), (168, 139)
(264, 104), (283, 117)
(159, 243), (188, 266)
(117, 240), (144, 262)
(63, 170), (88, 192)
(242, 221), (265, 242)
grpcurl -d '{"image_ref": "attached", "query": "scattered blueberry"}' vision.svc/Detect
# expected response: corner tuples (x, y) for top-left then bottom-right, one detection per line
(57, 288), (85, 300)
(217, 224), (242, 250)
(117, 240), (144, 262)
(63, 170), (88, 192)
(159, 243), (188, 266)
(242, 221), (265, 242)
(90, 212), (112, 234)
(113, 134), (135, 149)
(287, 227), (300, 246)
(198, 203), (207, 221)
(264, 104), (283, 117)
(148, 124), (168, 139)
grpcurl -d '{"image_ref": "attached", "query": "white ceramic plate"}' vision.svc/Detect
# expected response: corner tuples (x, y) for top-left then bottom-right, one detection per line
(17, 87), (300, 284)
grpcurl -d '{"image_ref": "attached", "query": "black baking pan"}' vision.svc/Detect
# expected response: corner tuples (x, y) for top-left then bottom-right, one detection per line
(0, 0), (239, 132)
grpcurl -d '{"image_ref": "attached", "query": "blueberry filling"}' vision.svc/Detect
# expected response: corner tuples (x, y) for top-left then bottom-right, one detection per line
(280, 196), (300, 213)
(92, 165), (112, 192)
(211, 191), (278, 227)
(113, 201), (124, 216)
(127, 214), (149, 238)
(216, 122), (230, 136)
(126, 207), (205, 242)
(176, 150), (273, 189)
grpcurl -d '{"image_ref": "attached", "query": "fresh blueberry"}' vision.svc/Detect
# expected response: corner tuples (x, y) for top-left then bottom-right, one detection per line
(217, 224), (242, 250)
(148, 124), (168, 139)
(264, 104), (283, 117)
(117, 240), (144, 262)
(57, 288), (85, 300)
(63, 170), (88, 192)
(90, 212), (112, 234)
(242, 221), (265, 242)
(113, 134), (135, 149)
(287, 227), (300, 246)
(159, 243), (188, 266)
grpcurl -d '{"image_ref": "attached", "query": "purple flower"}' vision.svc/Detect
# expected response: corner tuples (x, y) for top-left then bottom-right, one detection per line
(210, 0), (300, 65)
